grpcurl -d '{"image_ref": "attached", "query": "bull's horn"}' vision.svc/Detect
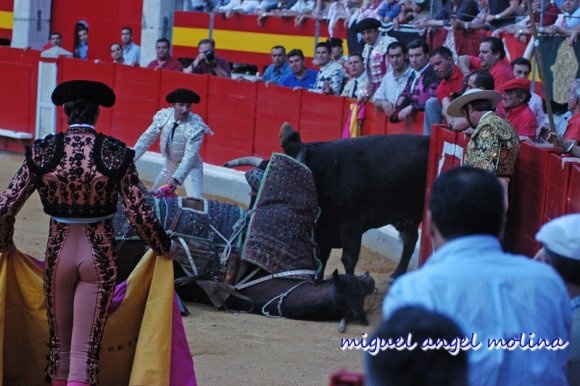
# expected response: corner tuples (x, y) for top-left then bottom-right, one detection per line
(279, 122), (296, 143)
(224, 156), (264, 168)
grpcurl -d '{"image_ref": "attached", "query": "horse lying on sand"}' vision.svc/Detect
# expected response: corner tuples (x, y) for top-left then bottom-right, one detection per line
(114, 153), (375, 328)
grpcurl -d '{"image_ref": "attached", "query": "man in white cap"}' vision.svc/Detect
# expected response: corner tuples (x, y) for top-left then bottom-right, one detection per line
(535, 213), (580, 386)
(134, 88), (214, 197)
(447, 88), (520, 208)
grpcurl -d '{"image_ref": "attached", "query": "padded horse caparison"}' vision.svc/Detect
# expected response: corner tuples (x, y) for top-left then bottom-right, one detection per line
(114, 192), (245, 283)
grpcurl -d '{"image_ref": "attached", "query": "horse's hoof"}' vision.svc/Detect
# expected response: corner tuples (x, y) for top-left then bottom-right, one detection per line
(338, 318), (346, 333)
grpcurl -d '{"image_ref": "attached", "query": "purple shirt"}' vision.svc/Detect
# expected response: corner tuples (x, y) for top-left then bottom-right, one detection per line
(398, 64), (439, 111)
(192, 55), (231, 76)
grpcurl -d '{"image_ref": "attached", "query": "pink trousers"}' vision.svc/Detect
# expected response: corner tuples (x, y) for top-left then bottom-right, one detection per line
(45, 220), (116, 385)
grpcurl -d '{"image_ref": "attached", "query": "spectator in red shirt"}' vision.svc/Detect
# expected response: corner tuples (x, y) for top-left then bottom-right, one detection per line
(502, 78), (537, 141)
(424, 46), (464, 134)
(146, 38), (183, 72)
(550, 79), (580, 153)
(457, 37), (514, 91)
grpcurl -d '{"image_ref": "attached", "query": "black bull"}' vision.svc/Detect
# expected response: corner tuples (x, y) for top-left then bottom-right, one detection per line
(227, 127), (430, 280)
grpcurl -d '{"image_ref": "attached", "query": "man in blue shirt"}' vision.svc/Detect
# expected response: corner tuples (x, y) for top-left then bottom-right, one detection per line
(262, 45), (290, 85)
(380, 166), (571, 386)
(279, 49), (318, 90)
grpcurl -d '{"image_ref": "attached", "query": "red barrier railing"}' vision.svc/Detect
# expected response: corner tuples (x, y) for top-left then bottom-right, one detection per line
(0, 49), (578, 265)
(567, 164), (580, 214)
(0, 47), (39, 136)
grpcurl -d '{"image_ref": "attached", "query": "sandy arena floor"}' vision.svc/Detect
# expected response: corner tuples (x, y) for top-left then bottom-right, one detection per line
(1, 151), (396, 386)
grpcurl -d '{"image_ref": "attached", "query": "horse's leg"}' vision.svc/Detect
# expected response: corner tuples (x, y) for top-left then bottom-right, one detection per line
(316, 245), (332, 282)
(339, 220), (363, 276)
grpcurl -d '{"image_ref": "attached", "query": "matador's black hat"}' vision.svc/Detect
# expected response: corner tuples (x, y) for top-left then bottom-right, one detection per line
(51, 80), (115, 107)
(354, 18), (382, 33)
(166, 88), (201, 104)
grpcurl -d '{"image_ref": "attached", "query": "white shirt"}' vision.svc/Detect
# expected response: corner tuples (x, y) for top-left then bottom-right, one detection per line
(123, 42), (140, 66)
(373, 65), (413, 104)
(382, 235), (571, 386)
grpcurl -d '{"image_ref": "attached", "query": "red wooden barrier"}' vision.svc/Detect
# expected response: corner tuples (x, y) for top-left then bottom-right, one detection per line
(111, 64), (161, 147)
(254, 83), (301, 158)
(543, 152), (572, 223)
(0, 47), (39, 137)
(299, 91), (344, 142)
(505, 142), (551, 257)
(419, 125), (461, 265)
(360, 102), (387, 136)
(567, 163), (580, 214)
(386, 112), (425, 135)
(205, 76), (257, 165)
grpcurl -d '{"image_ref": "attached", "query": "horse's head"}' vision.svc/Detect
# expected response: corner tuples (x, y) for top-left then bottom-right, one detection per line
(330, 269), (375, 325)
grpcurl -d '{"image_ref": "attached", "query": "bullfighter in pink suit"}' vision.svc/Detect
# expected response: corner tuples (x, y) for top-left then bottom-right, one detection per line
(0, 80), (175, 386)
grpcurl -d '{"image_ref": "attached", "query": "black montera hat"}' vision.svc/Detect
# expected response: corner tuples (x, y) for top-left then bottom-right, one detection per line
(166, 88), (201, 104)
(326, 37), (344, 47)
(354, 18), (382, 33)
(51, 80), (115, 107)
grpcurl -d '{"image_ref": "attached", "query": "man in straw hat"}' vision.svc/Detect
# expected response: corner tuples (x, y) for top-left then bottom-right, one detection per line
(534, 213), (580, 386)
(447, 88), (520, 209)
(0, 80), (175, 385)
(134, 88), (214, 198)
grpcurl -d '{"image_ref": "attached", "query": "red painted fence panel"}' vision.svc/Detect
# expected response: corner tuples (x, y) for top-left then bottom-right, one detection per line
(0, 47), (39, 135)
(299, 91), (344, 142)
(111, 65), (161, 147)
(543, 152), (571, 223)
(419, 125), (461, 265)
(505, 142), (551, 257)
(567, 164), (580, 214)
(254, 83), (301, 158)
(205, 76), (257, 165)
(360, 102), (386, 136)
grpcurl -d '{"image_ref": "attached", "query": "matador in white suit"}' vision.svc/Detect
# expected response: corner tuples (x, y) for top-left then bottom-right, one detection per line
(134, 88), (213, 197)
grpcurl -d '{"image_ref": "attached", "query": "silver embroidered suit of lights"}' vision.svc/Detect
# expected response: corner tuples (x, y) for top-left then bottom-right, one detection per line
(134, 107), (214, 197)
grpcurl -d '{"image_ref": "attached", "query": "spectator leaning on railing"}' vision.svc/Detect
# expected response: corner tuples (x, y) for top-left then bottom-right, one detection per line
(457, 36), (513, 91)
(355, 17), (397, 99)
(121, 27), (140, 66)
(312, 41), (348, 95)
(549, 78), (580, 153)
(341, 52), (369, 99)
(262, 45), (290, 85)
(545, 0), (580, 36)
(146, 38), (183, 72)
(183, 38), (231, 78)
(373, 41), (413, 116)
(278, 49), (318, 89)
(500, 78), (537, 142)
